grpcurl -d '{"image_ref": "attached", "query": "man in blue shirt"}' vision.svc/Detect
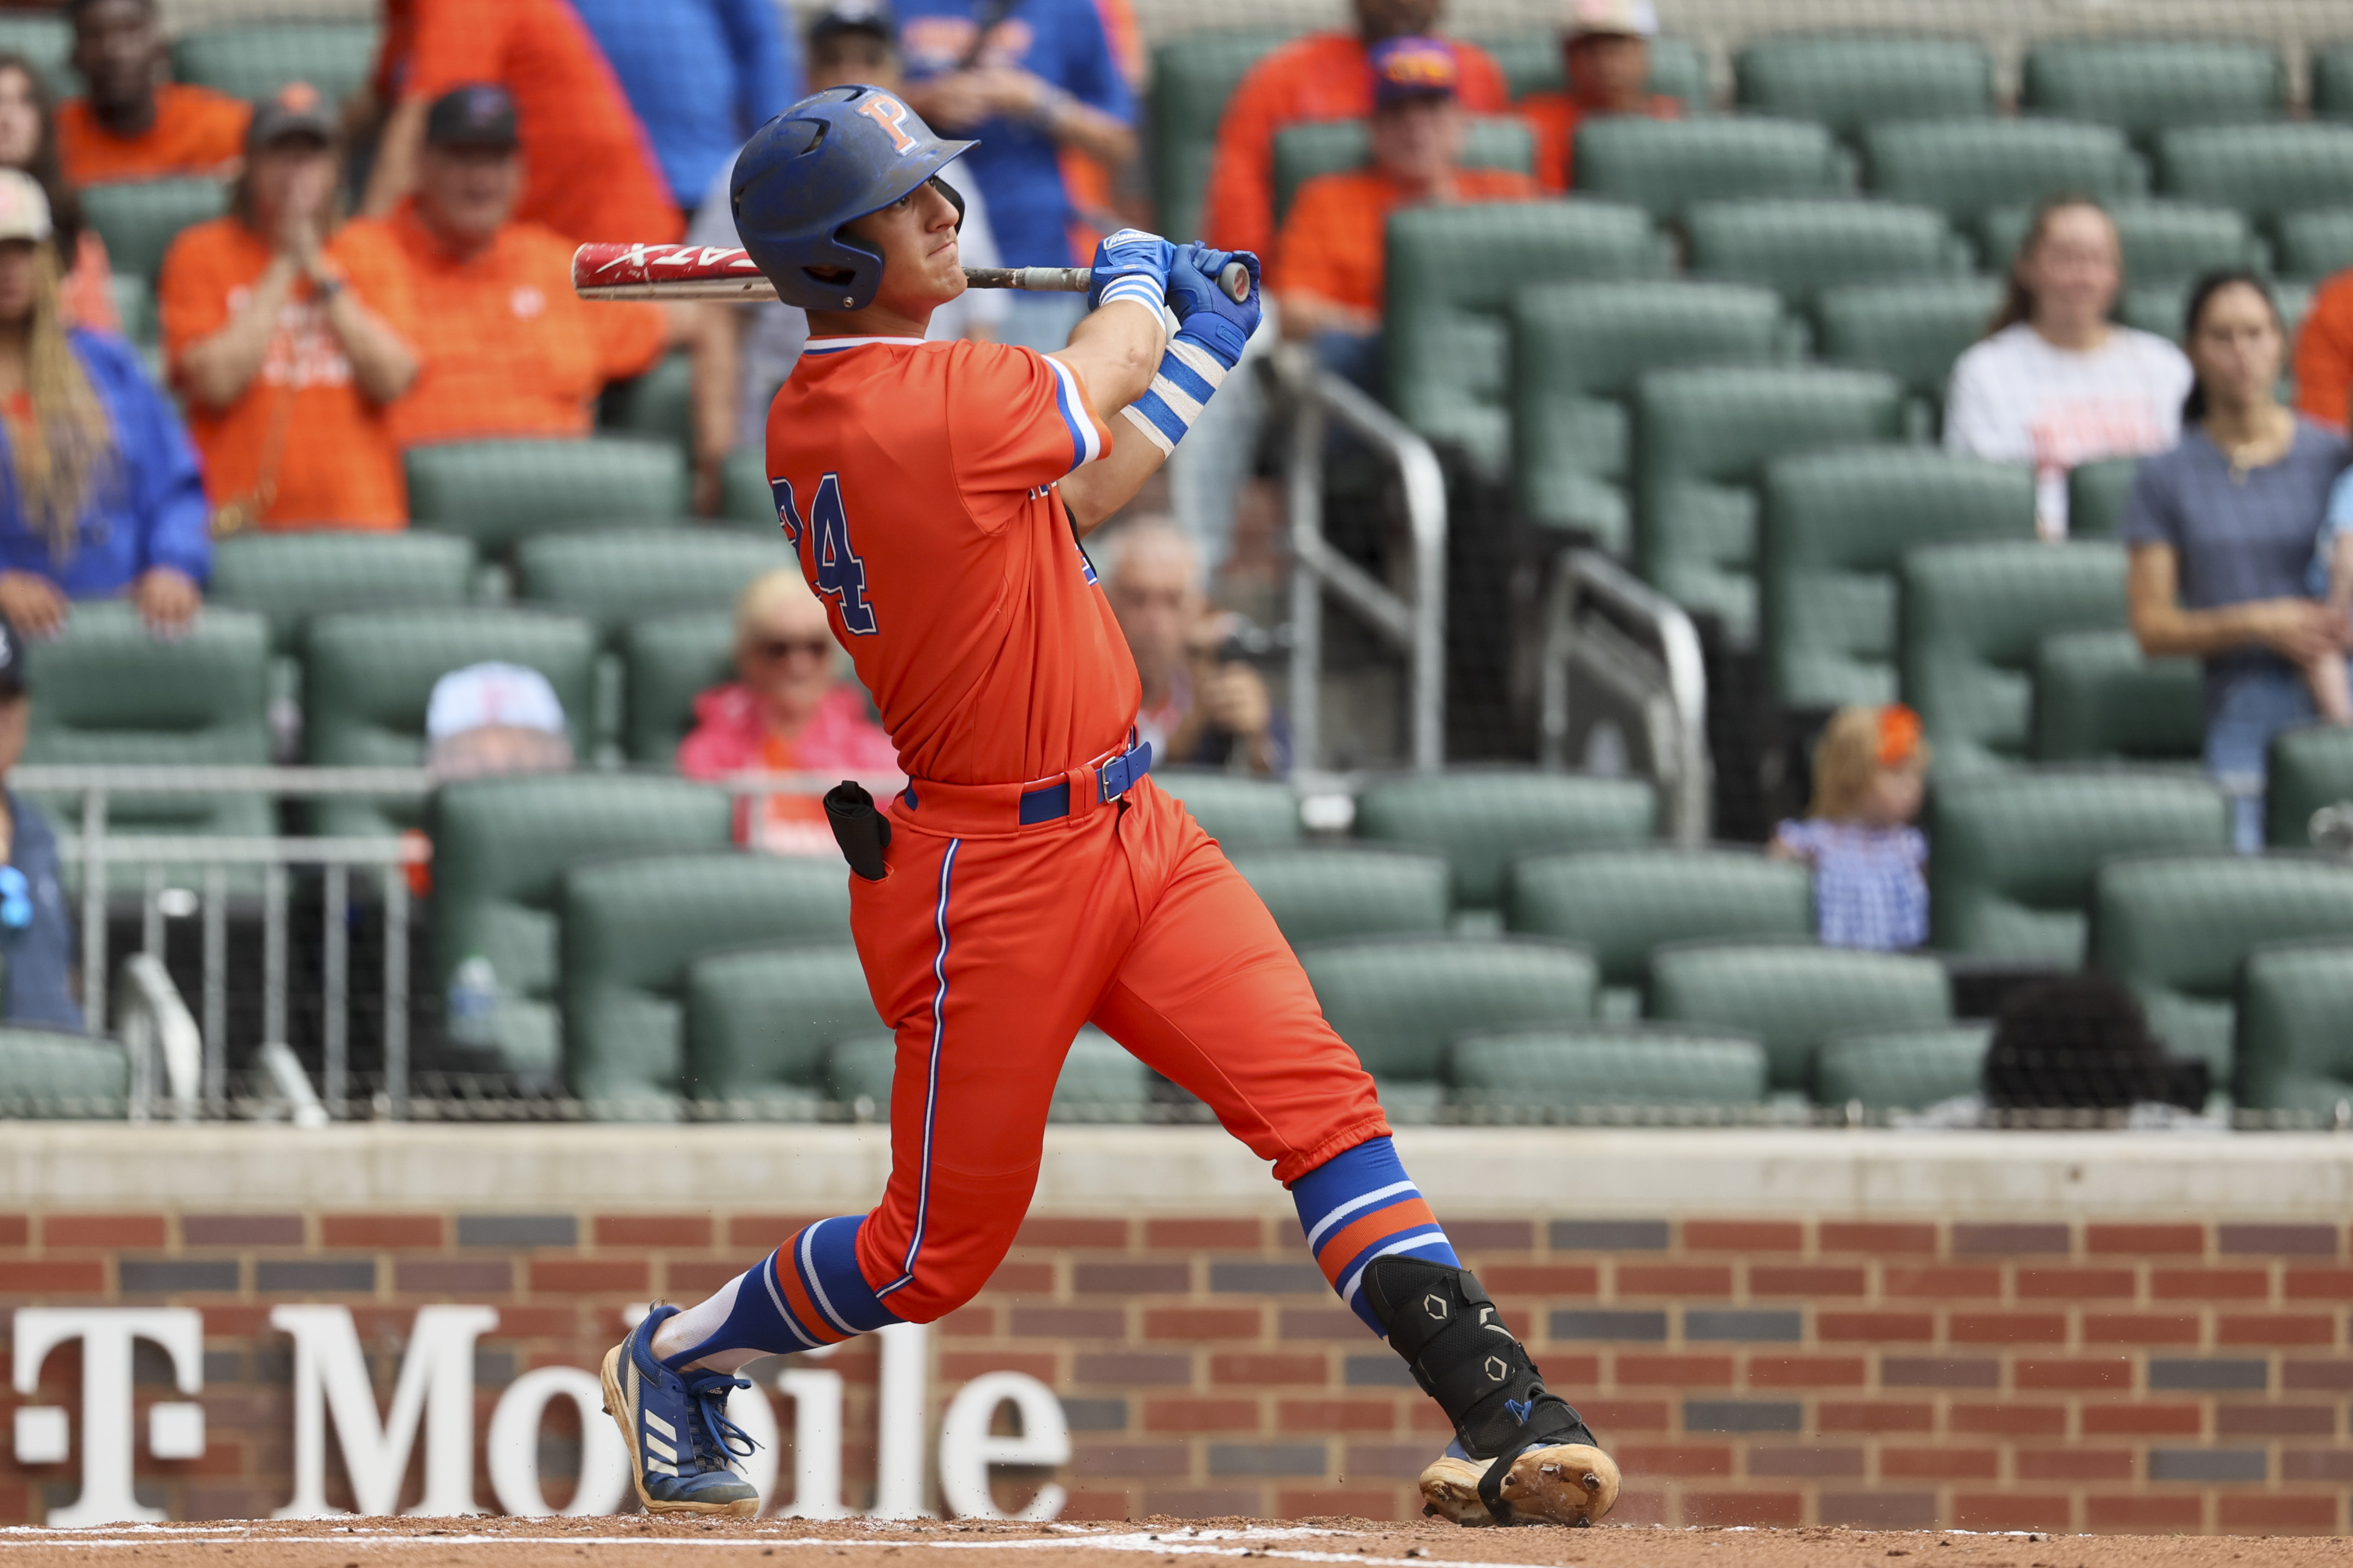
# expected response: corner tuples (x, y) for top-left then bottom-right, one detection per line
(0, 614), (80, 1030)
(568, 0), (802, 215)
(895, 0), (1136, 346)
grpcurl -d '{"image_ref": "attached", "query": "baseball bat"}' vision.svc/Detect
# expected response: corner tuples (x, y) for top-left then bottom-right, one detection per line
(571, 242), (1249, 306)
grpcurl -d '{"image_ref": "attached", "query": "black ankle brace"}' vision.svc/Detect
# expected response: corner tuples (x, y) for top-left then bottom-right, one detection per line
(1362, 1256), (1598, 1464)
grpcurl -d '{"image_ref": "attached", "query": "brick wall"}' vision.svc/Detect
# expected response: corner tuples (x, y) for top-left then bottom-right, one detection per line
(3, 1202), (2349, 1533)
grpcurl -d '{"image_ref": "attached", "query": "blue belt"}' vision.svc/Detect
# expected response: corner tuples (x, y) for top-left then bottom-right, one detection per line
(1019, 739), (1154, 824)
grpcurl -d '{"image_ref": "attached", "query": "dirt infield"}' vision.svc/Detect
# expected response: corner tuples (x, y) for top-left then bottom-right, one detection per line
(2, 1518), (2348, 1568)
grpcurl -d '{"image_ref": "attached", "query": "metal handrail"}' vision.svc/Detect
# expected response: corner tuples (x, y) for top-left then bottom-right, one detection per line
(1281, 353), (1447, 772)
(117, 953), (200, 1123)
(1539, 548), (1711, 844)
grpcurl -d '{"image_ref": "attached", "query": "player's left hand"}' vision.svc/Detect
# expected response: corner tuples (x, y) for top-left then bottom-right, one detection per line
(1087, 228), (1173, 313)
(1165, 244), (1262, 369)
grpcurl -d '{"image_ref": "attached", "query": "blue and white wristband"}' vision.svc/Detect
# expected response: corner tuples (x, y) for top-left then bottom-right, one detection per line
(1095, 274), (1166, 314)
(1120, 335), (1229, 456)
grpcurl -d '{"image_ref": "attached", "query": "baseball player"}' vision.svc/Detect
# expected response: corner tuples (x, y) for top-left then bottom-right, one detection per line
(599, 85), (1620, 1530)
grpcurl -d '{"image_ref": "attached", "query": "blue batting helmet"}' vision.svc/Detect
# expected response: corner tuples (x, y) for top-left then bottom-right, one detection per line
(730, 85), (975, 311)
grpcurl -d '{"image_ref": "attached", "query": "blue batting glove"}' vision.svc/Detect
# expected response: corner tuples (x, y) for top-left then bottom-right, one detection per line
(1164, 245), (1262, 370)
(1088, 228), (1174, 313)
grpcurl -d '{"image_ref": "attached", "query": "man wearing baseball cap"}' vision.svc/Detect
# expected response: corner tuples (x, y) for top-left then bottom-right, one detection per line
(1271, 37), (1538, 381)
(1517, 0), (1680, 192)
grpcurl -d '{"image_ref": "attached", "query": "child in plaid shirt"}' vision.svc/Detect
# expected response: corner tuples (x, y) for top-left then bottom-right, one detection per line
(1770, 705), (1930, 950)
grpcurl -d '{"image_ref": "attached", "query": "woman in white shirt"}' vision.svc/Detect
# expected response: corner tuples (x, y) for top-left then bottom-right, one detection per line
(1944, 198), (2194, 539)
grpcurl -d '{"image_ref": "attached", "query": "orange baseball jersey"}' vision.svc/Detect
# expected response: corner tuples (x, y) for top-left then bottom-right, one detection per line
(55, 84), (249, 187)
(1273, 166), (1542, 316)
(764, 338), (1137, 786)
(1515, 91), (1680, 193)
(2295, 267), (2353, 431)
(1202, 33), (1509, 262)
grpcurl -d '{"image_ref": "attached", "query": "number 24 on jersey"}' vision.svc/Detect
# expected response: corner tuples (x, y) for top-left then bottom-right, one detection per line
(772, 473), (878, 635)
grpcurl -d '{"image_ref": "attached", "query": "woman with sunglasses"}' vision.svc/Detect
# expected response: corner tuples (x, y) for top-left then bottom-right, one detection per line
(678, 566), (900, 852)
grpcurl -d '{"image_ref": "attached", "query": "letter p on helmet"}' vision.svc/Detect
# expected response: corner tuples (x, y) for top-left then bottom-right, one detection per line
(858, 96), (919, 153)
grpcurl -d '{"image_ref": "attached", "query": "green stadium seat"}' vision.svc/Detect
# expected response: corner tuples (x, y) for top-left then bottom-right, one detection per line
(2266, 725), (2353, 849)
(2316, 44), (2353, 122)
(1226, 845), (1451, 945)
(1862, 118), (2141, 225)
(562, 850), (852, 1114)
(1271, 116), (1533, 226)
(2021, 39), (2284, 146)
(2275, 208), (2353, 283)
(303, 607), (597, 836)
(685, 944), (875, 1112)
(2031, 629), (2202, 766)
(1155, 768), (1303, 846)
(1472, 33), (1708, 112)
(1631, 364), (1906, 644)
(1927, 767), (2229, 964)
(599, 349), (694, 455)
(1761, 446), (2036, 710)
(1385, 201), (1669, 478)
(1448, 1023), (1769, 1113)
(109, 273), (156, 349)
(2091, 851), (2353, 1073)
(1732, 35), (1992, 140)
(1146, 27), (1298, 241)
(92, 180), (230, 284)
(621, 610), (734, 765)
(1573, 116), (1849, 218)
(405, 437), (691, 552)
(0, 1027), (130, 1118)
(0, 13), (73, 97)
(2234, 940), (2353, 1113)
(2155, 124), (2353, 230)
(719, 446), (781, 532)
(1814, 1023), (1989, 1111)
(211, 531), (473, 655)
(825, 1024), (1149, 1121)
(169, 21), (378, 105)
(429, 776), (730, 1083)
(1511, 279), (1795, 552)
(1684, 198), (1965, 309)
(1899, 540), (2130, 777)
(1300, 935), (1597, 1109)
(1505, 845), (1812, 1017)
(1355, 767), (1654, 910)
(515, 530), (791, 648)
(22, 605), (272, 872)
(1810, 277), (2004, 426)
(2065, 456), (2140, 541)
(1976, 199), (2261, 288)
(1645, 939), (1953, 1095)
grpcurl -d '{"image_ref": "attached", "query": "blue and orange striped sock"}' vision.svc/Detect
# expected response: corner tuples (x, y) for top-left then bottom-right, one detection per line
(670, 1216), (901, 1363)
(1292, 1136), (1461, 1335)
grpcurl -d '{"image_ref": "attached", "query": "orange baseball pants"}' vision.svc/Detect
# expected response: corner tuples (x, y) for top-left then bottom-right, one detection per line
(840, 772), (1389, 1323)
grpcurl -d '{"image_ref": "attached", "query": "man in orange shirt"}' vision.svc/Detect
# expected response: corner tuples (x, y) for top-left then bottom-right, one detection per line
(162, 85), (421, 529)
(2296, 270), (2353, 431)
(1202, 0), (1507, 261)
(57, 0), (249, 186)
(1273, 38), (1538, 382)
(356, 85), (671, 449)
(1515, 0), (1679, 193)
(358, 0), (680, 247)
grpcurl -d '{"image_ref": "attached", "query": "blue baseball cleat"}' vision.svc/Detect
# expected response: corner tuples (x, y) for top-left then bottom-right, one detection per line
(600, 1304), (763, 1516)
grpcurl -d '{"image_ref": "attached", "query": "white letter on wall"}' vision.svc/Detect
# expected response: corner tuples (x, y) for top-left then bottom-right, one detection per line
(936, 1371), (1069, 1522)
(773, 1364), (848, 1518)
(871, 1322), (930, 1518)
(272, 1304), (496, 1518)
(486, 1366), (631, 1517)
(11, 1308), (204, 1527)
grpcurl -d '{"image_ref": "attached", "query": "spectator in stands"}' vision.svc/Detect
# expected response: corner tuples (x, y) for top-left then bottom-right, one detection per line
(894, 0), (1136, 348)
(1099, 519), (1286, 774)
(1770, 703), (1929, 951)
(2124, 271), (2352, 854)
(161, 85), (420, 531)
(1204, 0), (1508, 265)
(0, 52), (115, 332)
(425, 661), (574, 782)
(361, 85), (679, 451)
(684, 2), (1009, 506)
(356, 0), (682, 246)
(1516, 0), (1679, 193)
(1944, 196), (2193, 540)
(1272, 37), (1538, 387)
(679, 567), (899, 854)
(57, 0), (249, 187)
(0, 614), (80, 1029)
(2295, 255), (2353, 434)
(0, 170), (205, 637)
(568, 0), (799, 218)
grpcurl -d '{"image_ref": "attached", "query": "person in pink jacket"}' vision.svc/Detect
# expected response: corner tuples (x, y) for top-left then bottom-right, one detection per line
(678, 567), (900, 853)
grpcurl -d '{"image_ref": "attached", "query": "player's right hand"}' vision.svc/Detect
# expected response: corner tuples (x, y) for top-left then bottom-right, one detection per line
(1166, 245), (1262, 369)
(1087, 228), (1173, 313)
